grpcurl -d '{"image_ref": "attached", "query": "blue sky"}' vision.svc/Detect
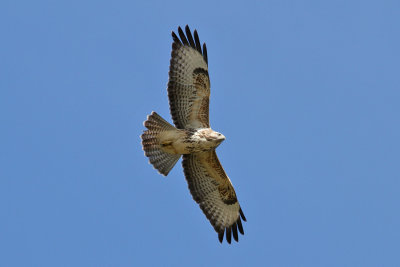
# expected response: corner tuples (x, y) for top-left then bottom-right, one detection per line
(1, 0), (399, 266)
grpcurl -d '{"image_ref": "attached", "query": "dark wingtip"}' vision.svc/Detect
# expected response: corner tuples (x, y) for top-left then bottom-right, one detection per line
(232, 223), (238, 242)
(177, 26), (189, 45)
(237, 217), (244, 235)
(171, 31), (181, 45)
(226, 227), (232, 244)
(203, 43), (208, 64)
(218, 230), (224, 243)
(193, 30), (202, 54)
(239, 208), (246, 222)
(185, 25), (195, 48)
(172, 26), (207, 65)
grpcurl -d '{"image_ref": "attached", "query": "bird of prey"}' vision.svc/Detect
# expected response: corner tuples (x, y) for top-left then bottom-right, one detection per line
(141, 25), (246, 244)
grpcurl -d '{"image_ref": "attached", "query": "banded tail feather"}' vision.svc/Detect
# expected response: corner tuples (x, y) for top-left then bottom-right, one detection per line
(141, 112), (180, 176)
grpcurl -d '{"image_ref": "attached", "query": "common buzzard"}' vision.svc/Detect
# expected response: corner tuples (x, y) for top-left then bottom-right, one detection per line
(141, 25), (246, 243)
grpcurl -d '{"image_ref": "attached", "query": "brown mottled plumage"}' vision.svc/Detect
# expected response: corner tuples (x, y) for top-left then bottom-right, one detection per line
(141, 25), (246, 244)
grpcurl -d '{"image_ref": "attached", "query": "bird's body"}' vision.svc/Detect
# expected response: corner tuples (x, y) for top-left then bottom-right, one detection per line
(141, 26), (246, 244)
(159, 127), (225, 155)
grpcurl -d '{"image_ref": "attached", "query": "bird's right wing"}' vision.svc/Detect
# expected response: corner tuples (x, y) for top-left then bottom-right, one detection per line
(168, 25), (210, 129)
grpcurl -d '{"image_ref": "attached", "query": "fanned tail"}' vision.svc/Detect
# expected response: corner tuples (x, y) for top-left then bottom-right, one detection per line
(141, 112), (181, 176)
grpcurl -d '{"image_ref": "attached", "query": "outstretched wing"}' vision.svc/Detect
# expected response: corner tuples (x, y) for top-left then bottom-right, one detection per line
(182, 150), (246, 243)
(168, 25), (210, 129)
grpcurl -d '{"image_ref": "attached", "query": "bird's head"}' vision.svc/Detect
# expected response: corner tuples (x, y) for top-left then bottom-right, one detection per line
(214, 131), (226, 143)
(205, 130), (225, 145)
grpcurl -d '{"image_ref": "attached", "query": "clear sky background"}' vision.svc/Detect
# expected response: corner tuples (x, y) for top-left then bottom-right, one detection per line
(1, 0), (399, 266)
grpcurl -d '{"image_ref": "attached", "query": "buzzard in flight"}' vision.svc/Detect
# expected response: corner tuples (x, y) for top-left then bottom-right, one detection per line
(141, 25), (246, 243)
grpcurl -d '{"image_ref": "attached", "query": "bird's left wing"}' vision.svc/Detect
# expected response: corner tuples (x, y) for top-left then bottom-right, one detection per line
(182, 150), (246, 243)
